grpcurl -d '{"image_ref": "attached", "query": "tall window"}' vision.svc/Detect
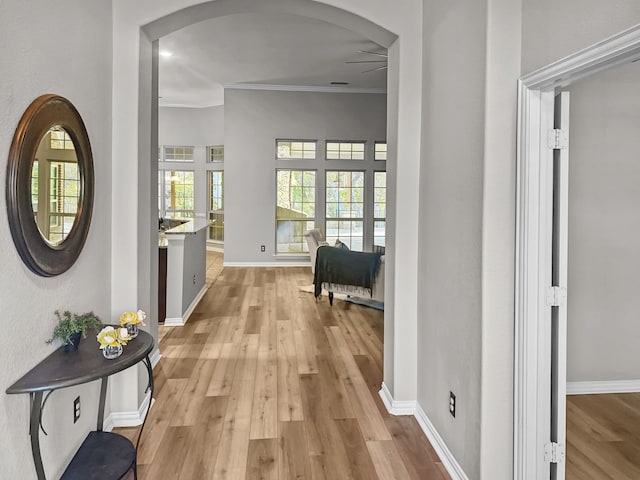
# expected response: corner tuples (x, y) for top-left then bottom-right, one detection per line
(159, 170), (195, 218)
(208, 171), (224, 242)
(47, 161), (80, 244)
(326, 141), (365, 160)
(276, 170), (316, 253)
(276, 140), (316, 160)
(50, 129), (74, 150)
(374, 172), (387, 246)
(325, 171), (364, 250)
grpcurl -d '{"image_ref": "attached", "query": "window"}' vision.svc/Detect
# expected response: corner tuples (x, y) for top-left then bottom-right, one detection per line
(47, 161), (80, 244)
(374, 172), (387, 247)
(326, 141), (365, 160)
(208, 171), (224, 242)
(207, 145), (224, 163)
(276, 170), (316, 253)
(163, 146), (194, 162)
(276, 140), (316, 160)
(50, 129), (74, 150)
(374, 142), (387, 161)
(31, 160), (39, 214)
(325, 171), (364, 250)
(159, 170), (195, 218)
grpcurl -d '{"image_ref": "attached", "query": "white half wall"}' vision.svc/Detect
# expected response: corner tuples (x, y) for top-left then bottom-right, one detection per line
(0, 1), (113, 478)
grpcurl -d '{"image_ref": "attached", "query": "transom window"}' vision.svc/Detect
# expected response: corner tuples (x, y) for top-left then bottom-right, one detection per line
(159, 170), (195, 218)
(325, 170), (364, 250)
(163, 146), (194, 162)
(207, 145), (224, 163)
(326, 141), (365, 160)
(374, 172), (387, 247)
(50, 129), (74, 150)
(208, 171), (224, 242)
(374, 142), (387, 161)
(276, 170), (316, 253)
(276, 140), (317, 160)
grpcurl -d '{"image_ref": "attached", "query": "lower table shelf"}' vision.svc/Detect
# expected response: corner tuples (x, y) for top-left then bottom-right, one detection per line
(60, 431), (136, 480)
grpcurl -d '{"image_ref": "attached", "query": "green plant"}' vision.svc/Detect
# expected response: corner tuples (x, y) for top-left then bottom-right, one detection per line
(47, 310), (103, 346)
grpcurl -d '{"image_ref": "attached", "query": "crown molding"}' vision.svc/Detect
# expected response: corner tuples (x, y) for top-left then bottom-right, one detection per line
(223, 83), (386, 95)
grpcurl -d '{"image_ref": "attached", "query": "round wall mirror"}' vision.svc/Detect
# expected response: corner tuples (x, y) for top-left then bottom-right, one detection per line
(6, 95), (94, 276)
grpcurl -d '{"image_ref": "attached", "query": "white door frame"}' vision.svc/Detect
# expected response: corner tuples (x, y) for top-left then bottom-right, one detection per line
(514, 24), (640, 480)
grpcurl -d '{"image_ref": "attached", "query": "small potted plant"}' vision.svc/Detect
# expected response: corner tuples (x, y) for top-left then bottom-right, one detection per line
(47, 310), (103, 351)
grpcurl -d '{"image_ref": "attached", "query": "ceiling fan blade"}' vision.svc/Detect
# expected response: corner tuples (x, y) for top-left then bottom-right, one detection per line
(357, 50), (388, 58)
(362, 65), (388, 73)
(346, 60), (388, 64)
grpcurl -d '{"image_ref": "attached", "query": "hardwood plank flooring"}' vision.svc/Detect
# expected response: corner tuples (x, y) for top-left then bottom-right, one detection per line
(117, 251), (450, 479)
(567, 393), (640, 479)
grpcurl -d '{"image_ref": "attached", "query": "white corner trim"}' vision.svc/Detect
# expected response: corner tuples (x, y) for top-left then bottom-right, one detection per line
(567, 379), (640, 395)
(149, 347), (162, 368)
(223, 82), (386, 95)
(378, 382), (416, 415)
(414, 403), (469, 480)
(164, 284), (208, 326)
(223, 261), (310, 267)
(103, 390), (152, 431)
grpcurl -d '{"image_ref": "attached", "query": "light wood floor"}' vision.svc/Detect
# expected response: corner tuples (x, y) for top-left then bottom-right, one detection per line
(117, 252), (450, 479)
(567, 393), (640, 479)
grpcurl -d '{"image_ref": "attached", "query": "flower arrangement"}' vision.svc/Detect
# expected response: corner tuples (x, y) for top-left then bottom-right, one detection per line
(97, 326), (131, 348)
(47, 310), (102, 351)
(119, 309), (146, 338)
(97, 326), (131, 359)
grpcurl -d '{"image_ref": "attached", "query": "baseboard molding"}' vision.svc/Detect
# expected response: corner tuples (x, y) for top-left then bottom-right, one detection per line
(567, 379), (640, 395)
(223, 261), (310, 267)
(414, 403), (469, 480)
(164, 284), (208, 326)
(378, 383), (416, 415)
(103, 390), (152, 431)
(149, 348), (162, 368)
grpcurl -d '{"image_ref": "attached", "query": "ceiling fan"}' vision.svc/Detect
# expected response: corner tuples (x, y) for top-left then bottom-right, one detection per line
(346, 50), (388, 73)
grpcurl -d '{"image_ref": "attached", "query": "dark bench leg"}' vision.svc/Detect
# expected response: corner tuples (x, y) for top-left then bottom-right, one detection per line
(329, 292), (334, 306)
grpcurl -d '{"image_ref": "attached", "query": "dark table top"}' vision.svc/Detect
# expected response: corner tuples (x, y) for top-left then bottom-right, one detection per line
(6, 328), (154, 394)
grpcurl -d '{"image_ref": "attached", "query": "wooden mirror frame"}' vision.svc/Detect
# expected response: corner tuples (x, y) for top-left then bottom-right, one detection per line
(6, 94), (94, 276)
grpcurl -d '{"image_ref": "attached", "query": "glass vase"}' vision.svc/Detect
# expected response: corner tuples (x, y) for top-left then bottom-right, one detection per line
(125, 323), (139, 339)
(102, 344), (123, 360)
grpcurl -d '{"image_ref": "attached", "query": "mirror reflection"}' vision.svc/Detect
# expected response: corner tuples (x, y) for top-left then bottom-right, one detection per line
(31, 126), (80, 245)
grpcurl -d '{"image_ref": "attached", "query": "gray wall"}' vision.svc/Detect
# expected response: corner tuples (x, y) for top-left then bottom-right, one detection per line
(419, 1), (487, 476)
(0, 0), (113, 478)
(566, 62), (640, 382)
(223, 89), (386, 264)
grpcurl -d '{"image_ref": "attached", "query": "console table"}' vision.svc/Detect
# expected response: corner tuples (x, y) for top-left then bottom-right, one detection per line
(6, 329), (154, 480)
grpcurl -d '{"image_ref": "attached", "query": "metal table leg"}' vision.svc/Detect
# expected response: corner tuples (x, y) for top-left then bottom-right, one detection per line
(29, 391), (46, 480)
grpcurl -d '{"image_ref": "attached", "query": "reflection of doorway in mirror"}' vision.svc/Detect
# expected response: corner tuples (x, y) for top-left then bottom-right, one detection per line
(32, 127), (80, 245)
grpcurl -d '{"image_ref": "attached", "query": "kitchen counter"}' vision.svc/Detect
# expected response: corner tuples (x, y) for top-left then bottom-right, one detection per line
(163, 218), (209, 235)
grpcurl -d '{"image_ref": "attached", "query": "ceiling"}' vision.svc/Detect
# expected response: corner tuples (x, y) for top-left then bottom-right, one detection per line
(158, 12), (387, 108)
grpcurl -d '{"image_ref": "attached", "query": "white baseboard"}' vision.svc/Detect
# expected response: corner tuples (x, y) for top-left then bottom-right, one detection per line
(149, 348), (162, 368)
(164, 284), (208, 326)
(414, 403), (469, 480)
(378, 382), (416, 415)
(567, 379), (640, 395)
(223, 261), (310, 267)
(103, 390), (152, 431)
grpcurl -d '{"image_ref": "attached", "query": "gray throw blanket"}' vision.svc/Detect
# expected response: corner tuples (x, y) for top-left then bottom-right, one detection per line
(313, 246), (382, 298)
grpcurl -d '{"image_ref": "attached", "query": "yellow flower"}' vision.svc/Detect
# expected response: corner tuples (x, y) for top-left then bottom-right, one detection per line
(116, 327), (131, 346)
(119, 309), (147, 326)
(119, 311), (137, 326)
(97, 326), (119, 349)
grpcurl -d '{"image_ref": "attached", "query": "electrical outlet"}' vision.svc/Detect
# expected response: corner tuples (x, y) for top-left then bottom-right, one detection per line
(73, 396), (81, 423)
(449, 391), (456, 418)
(193, 274), (196, 284)
(260, 245), (266, 252)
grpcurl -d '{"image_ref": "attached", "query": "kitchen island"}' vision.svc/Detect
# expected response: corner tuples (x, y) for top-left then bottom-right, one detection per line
(159, 218), (209, 326)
